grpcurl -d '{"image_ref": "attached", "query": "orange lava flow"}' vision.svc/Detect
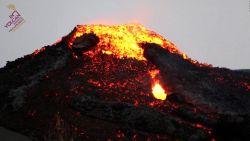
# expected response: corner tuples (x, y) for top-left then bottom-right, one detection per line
(68, 23), (185, 60)
(152, 83), (167, 100)
(149, 70), (167, 100)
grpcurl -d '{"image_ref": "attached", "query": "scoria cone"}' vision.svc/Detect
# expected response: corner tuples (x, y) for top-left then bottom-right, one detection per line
(0, 24), (250, 141)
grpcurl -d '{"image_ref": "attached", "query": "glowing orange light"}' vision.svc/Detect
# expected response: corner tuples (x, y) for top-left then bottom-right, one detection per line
(152, 82), (167, 100)
(68, 24), (184, 60)
(149, 69), (159, 78)
(149, 69), (167, 100)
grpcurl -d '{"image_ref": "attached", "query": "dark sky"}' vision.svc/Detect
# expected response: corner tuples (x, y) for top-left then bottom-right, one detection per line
(0, 0), (249, 69)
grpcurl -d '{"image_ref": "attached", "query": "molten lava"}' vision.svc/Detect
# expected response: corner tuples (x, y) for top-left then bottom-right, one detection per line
(152, 83), (167, 100)
(68, 23), (185, 60)
(149, 70), (167, 100)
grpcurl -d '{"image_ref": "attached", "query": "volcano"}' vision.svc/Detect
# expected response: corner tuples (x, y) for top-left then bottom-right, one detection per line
(0, 24), (250, 141)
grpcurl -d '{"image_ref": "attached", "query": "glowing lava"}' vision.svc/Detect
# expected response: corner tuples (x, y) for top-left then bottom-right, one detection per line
(68, 23), (185, 60)
(149, 70), (167, 100)
(152, 83), (167, 100)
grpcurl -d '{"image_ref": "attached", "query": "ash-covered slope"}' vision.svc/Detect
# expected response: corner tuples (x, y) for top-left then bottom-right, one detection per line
(0, 24), (250, 141)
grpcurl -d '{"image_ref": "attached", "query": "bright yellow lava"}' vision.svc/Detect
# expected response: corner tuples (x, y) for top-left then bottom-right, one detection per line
(149, 70), (167, 100)
(152, 83), (167, 100)
(69, 23), (184, 60)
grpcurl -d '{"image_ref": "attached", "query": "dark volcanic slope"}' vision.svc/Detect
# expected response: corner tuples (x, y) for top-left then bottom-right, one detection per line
(0, 33), (250, 141)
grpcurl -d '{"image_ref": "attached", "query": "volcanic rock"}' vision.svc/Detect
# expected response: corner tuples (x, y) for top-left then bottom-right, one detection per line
(72, 33), (99, 55)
